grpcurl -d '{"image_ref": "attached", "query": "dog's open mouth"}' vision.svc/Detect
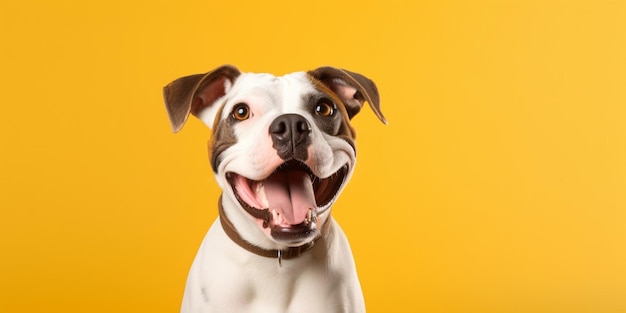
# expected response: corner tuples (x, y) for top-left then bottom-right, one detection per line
(226, 161), (348, 242)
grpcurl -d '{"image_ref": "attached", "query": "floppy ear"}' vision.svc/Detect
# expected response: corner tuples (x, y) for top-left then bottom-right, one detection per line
(163, 65), (241, 132)
(308, 67), (386, 124)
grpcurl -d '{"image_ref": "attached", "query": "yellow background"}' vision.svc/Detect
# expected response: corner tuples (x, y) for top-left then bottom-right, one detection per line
(1, 0), (625, 312)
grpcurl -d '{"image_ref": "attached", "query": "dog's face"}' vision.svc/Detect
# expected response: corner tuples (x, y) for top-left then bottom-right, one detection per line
(164, 65), (385, 249)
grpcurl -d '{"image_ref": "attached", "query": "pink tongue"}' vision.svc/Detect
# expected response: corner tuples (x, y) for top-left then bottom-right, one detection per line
(264, 171), (316, 225)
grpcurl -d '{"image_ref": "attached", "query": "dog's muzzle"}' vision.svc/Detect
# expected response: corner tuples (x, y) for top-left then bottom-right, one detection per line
(226, 160), (348, 243)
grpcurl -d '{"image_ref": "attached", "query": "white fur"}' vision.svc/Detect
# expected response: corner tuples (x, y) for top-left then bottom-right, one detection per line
(181, 72), (365, 313)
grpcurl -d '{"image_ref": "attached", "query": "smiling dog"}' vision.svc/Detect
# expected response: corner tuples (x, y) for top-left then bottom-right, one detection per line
(164, 65), (385, 313)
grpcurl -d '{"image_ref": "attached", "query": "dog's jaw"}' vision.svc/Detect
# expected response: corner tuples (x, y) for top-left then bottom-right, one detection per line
(225, 160), (350, 244)
(216, 139), (355, 251)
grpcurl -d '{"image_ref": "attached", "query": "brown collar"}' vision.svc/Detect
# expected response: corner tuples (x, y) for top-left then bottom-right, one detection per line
(218, 197), (328, 265)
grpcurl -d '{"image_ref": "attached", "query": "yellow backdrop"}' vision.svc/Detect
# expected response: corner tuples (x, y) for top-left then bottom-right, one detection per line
(1, 0), (625, 312)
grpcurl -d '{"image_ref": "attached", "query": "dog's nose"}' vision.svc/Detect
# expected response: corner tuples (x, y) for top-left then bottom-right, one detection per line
(269, 114), (312, 160)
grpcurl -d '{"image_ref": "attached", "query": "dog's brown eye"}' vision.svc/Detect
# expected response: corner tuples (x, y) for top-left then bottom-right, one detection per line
(315, 100), (335, 116)
(232, 103), (250, 121)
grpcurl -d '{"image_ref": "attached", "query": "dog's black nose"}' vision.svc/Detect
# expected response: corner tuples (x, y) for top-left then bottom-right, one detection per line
(269, 114), (312, 161)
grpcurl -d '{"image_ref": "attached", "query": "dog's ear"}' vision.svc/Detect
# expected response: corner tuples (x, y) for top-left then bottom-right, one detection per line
(163, 65), (241, 132)
(308, 67), (386, 124)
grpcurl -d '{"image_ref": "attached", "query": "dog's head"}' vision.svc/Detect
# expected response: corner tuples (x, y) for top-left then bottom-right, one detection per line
(164, 65), (385, 250)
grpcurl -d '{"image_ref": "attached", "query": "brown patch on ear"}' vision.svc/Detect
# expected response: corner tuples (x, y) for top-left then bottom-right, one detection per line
(163, 65), (240, 132)
(190, 76), (228, 116)
(308, 67), (386, 124)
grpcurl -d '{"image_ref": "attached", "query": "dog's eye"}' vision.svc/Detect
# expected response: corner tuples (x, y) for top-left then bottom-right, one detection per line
(231, 103), (251, 121)
(315, 100), (335, 117)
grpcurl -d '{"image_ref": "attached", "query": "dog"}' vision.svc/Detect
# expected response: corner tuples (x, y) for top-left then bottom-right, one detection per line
(163, 65), (386, 313)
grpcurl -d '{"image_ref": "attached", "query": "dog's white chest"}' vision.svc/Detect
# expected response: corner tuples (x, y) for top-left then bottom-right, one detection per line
(181, 219), (364, 313)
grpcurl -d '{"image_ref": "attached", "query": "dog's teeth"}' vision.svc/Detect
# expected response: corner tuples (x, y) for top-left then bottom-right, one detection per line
(271, 209), (283, 224)
(257, 183), (269, 208)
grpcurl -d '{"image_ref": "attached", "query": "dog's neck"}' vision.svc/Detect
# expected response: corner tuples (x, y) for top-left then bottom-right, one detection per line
(217, 196), (330, 265)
